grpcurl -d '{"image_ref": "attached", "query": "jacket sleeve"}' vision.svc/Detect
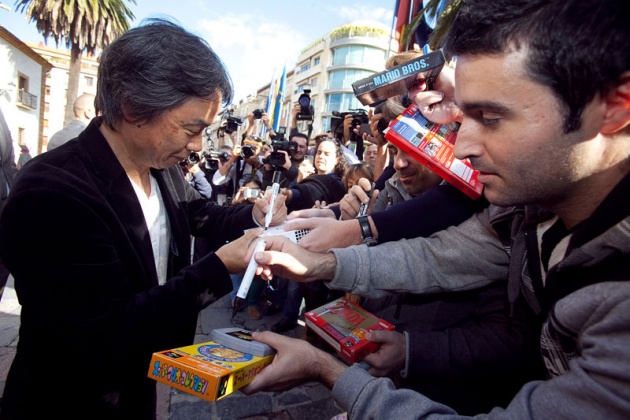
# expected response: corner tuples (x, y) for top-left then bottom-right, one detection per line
(371, 183), (488, 243)
(329, 207), (509, 298)
(332, 282), (630, 419)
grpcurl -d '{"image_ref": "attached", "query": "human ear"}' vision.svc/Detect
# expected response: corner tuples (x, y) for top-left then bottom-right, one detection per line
(601, 71), (630, 133)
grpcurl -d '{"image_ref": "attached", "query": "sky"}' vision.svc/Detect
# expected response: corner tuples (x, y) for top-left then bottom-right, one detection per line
(0, 0), (395, 104)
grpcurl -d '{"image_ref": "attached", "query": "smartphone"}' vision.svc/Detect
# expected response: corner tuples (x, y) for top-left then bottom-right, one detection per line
(304, 155), (314, 166)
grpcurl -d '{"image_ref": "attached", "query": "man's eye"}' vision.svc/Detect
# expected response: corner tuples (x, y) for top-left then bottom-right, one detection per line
(480, 117), (500, 126)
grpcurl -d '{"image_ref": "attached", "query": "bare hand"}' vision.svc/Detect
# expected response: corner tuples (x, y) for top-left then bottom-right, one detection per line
(410, 65), (462, 125)
(285, 217), (363, 253)
(241, 331), (346, 394)
(339, 178), (378, 220)
(362, 330), (406, 377)
(249, 235), (336, 282)
(253, 192), (287, 227)
(286, 207), (336, 220)
(215, 229), (262, 273)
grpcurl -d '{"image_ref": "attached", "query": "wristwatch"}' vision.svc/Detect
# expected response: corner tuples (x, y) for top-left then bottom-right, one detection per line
(357, 215), (377, 246)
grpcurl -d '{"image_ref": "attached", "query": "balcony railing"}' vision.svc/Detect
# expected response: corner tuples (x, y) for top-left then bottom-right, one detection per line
(18, 89), (37, 109)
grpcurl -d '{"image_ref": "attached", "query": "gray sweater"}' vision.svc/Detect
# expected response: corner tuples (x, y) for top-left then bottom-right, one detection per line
(328, 200), (630, 418)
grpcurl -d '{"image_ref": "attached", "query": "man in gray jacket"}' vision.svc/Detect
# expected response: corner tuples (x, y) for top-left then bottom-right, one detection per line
(47, 93), (95, 151)
(240, 0), (630, 418)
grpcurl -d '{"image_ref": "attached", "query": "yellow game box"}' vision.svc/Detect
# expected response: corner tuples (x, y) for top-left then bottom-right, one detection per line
(148, 341), (274, 401)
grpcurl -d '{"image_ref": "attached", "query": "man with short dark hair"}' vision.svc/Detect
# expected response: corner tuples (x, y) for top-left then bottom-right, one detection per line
(0, 18), (285, 418)
(239, 0), (630, 418)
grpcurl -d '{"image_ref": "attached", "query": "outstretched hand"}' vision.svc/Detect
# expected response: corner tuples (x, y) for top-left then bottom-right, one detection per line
(241, 331), (346, 394)
(248, 235), (337, 282)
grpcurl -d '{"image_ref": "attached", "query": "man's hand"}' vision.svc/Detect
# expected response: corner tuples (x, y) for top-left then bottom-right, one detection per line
(286, 208), (336, 220)
(362, 330), (406, 377)
(339, 178), (379, 220)
(241, 331), (347, 393)
(249, 235), (336, 282)
(285, 217), (363, 253)
(253, 192), (287, 227)
(410, 65), (462, 125)
(215, 229), (262, 274)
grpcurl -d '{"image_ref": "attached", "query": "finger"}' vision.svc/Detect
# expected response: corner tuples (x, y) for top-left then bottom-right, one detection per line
(357, 177), (372, 193)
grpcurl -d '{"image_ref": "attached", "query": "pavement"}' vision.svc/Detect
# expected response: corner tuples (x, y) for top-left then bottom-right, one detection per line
(0, 275), (345, 420)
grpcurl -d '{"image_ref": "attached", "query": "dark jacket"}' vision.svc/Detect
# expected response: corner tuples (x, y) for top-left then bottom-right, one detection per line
(0, 118), (255, 419)
(287, 173), (346, 213)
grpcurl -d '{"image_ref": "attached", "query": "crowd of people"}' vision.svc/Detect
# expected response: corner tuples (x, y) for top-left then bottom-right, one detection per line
(0, 0), (628, 418)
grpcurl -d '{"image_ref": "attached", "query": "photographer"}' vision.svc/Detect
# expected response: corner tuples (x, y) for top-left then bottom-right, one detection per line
(212, 136), (264, 197)
(261, 132), (309, 189)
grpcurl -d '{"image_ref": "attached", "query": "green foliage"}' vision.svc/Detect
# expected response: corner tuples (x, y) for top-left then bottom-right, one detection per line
(401, 0), (462, 51)
(15, 0), (136, 53)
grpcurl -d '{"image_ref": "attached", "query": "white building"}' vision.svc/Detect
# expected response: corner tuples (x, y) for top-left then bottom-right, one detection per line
(236, 20), (394, 148)
(27, 42), (99, 151)
(0, 26), (51, 158)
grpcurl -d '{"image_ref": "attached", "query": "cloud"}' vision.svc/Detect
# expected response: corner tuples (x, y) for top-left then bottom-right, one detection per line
(197, 15), (306, 103)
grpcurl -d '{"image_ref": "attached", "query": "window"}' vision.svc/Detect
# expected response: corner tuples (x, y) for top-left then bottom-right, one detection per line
(328, 69), (374, 90)
(313, 57), (320, 66)
(85, 76), (94, 87)
(300, 62), (311, 73)
(325, 93), (365, 114)
(331, 46), (386, 66)
(18, 73), (28, 92)
(310, 78), (318, 88)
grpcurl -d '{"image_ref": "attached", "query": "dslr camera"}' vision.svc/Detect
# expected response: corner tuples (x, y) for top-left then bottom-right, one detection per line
(240, 145), (256, 159)
(253, 109), (264, 119)
(296, 85), (313, 121)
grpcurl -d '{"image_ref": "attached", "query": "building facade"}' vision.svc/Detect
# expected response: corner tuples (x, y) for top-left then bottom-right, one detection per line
(0, 26), (51, 157)
(233, 20), (393, 147)
(27, 42), (98, 151)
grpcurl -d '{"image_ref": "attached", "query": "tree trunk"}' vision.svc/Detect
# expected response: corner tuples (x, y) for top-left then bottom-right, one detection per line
(64, 45), (82, 126)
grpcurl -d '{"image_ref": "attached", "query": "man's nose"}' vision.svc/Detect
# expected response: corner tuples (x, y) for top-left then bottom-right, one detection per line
(453, 121), (482, 161)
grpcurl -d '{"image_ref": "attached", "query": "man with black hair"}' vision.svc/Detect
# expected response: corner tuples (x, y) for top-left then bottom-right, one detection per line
(239, 0), (630, 418)
(0, 19), (286, 418)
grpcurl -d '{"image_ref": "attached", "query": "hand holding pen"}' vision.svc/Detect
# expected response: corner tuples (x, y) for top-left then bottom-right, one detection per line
(232, 239), (267, 319)
(264, 170), (282, 230)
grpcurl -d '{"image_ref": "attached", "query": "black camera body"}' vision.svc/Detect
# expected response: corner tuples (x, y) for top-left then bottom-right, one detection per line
(296, 86), (313, 121)
(225, 116), (244, 134)
(267, 139), (298, 168)
(253, 109), (264, 119)
(330, 109), (370, 141)
(240, 145), (256, 159)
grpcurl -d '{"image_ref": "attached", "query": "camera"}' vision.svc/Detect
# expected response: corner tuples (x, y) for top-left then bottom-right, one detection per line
(296, 85), (313, 121)
(373, 103), (390, 135)
(186, 152), (201, 165)
(208, 151), (229, 160)
(266, 138), (299, 168)
(225, 116), (244, 134)
(240, 145), (256, 159)
(253, 109), (264, 119)
(242, 188), (261, 199)
(330, 109), (370, 141)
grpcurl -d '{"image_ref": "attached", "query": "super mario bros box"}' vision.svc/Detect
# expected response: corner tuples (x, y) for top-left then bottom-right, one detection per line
(305, 297), (395, 364)
(148, 341), (274, 401)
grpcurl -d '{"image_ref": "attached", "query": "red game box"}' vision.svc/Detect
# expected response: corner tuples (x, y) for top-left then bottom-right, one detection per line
(385, 104), (483, 199)
(305, 297), (395, 364)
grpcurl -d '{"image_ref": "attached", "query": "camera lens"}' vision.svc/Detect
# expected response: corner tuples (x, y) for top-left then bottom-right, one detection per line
(240, 146), (255, 158)
(187, 152), (200, 165)
(253, 109), (263, 119)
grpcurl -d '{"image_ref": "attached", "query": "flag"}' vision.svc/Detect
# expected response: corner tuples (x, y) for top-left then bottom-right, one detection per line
(265, 64), (286, 132)
(391, 0), (446, 53)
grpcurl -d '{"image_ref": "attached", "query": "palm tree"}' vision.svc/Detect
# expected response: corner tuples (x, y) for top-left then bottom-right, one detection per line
(401, 0), (462, 52)
(16, 0), (135, 126)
